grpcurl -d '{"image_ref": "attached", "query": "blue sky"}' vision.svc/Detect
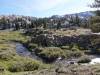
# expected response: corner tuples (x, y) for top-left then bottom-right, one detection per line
(0, 0), (94, 17)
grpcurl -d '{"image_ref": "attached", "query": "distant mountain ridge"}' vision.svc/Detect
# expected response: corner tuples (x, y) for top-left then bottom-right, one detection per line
(0, 11), (94, 19)
(69, 11), (94, 18)
(51, 11), (94, 19)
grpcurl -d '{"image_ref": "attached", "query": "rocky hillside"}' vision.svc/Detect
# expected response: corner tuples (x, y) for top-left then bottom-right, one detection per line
(31, 28), (97, 47)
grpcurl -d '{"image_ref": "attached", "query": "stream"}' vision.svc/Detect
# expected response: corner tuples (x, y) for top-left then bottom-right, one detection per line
(15, 43), (42, 61)
(14, 42), (100, 65)
(89, 58), (100, 65)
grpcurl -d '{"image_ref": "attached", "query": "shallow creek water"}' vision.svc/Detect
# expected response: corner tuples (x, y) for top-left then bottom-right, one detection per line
(15, 42), (100, 65)
(15, 43), (41, 61)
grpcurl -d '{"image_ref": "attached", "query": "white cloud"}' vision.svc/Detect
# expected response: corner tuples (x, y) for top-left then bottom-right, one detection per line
(14, 0), (69, 12)
(33, 0), (69, 11)
(0, 0), (94, 17)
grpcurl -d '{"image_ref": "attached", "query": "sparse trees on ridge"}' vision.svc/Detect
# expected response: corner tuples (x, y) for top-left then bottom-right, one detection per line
(89, 0), (100, 32)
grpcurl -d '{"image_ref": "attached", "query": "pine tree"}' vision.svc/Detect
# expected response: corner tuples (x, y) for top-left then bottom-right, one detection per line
(91, 0), (100, 8)
(91, 0), (100, 16)
(89, 0), (100, 32)
(57, 21), (61, 30)
(75, 14), (81, 27)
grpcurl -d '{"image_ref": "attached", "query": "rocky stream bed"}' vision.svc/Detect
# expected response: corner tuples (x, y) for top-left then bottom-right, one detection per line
(14, 42), (100, 65)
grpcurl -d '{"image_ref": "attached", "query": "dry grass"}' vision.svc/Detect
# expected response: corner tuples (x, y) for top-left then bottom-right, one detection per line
(49, 28), (91, 36)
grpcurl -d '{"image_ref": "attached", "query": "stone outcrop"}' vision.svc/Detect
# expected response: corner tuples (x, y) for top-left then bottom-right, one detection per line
(32, 34), (91, 45)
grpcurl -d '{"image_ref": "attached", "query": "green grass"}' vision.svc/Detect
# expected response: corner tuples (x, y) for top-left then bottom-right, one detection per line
(6, 64), (100, 75)
(0, 30), (99, 75)
(0, 31), (51, 74)
(35, 46), (83, 62)
(50, 28), (91, 36)
(0, 31), (29, 43)
(0, 43), (44, 72)
(35, 47), (66, 62)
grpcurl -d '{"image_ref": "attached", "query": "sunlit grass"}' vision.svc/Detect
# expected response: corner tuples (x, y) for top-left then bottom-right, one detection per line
(0, 31), (29, 43)
(0, 31), (51, 75)
(49, 28), (91, 36)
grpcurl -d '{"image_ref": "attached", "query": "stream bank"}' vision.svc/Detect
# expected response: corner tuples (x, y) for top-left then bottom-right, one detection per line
(14, 42), (42, 61)
(13, 42), (100, 65)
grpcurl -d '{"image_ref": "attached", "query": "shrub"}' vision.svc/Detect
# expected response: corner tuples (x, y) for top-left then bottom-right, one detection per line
(71, 51), (83, 58)
(28, 43), (38, 51)
(24, 61), (40, 71)
(8, 61), (40, 72)
(0, 66), (5, 72)
(0, 51), (15, 61)
(71, 44), (80, 51)
(78, 56), (91, 63)
(90, 23), (100, 32)
(66, 51), (83, 58)
(90, 16), (100, 24)
(89, 36), (100, 54)
(89, 16), (100, 32)
(60, 46), (70, 50)
(35, 47), (66, 62)
(8, 62), (24, 72)
(28, 43), (38, 49)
